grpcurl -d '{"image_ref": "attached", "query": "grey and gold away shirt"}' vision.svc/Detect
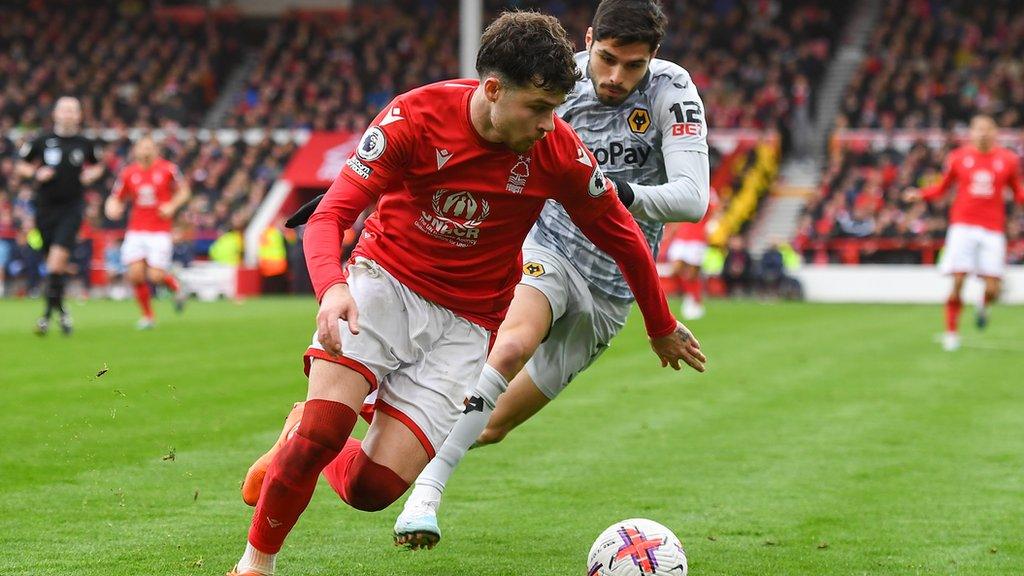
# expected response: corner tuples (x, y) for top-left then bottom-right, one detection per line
(530, 51), (710, 302)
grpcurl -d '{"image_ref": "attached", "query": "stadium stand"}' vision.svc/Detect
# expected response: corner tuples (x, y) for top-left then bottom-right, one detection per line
(2, 0), (842, 297)
(799, 134), (1024, 265)
(838, 0), (1024, 130)
(0, 1), (241, 130)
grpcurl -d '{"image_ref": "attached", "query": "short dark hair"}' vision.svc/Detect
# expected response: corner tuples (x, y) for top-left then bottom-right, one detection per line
(476, 11), (581, 95)
(591, 0), (667, 51)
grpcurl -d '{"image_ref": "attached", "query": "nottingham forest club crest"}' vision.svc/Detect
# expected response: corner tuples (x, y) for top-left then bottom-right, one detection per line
(415, 189), (491, 247)
(506, 155), (531, 194)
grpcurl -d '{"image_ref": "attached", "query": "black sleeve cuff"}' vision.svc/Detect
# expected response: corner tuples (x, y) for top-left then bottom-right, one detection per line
(611, 178), (634, 208)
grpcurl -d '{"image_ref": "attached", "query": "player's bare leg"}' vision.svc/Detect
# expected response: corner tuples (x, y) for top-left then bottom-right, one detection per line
(148, 265), (186, 314)
(943, 273), (967, 351)
(230, 359), (369, 576)
(975, 275), (1001, 331)
(127, 260), (155, 329)
(395, 284), (552, 549)
(37, 245), (72, 335)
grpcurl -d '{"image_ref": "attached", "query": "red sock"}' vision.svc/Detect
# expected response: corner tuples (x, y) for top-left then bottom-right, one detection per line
(248, 400), (357, 554)
(945, 297), (962, 333)
(133, 282), (153, 319)
(323, 438), (410, 512)
(163, 275), (179, 293)
(689, 277), (703, 304)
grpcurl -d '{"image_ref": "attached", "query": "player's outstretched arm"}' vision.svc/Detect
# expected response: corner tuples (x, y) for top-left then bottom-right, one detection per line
(573, 198), (707, 372)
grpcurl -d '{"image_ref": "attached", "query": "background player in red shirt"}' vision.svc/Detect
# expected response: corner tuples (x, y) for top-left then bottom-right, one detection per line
(104, 136), (191, 329)
(227, 12), (704, 576)
(667, 187), (719, 320)
(905, 115), (1024, 351)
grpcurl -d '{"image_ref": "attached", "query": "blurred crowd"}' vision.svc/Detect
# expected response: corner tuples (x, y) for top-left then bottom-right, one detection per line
(797, 139), (1024, 263)
(0, 0), (240, 131)
(838, 0), (1024, 130)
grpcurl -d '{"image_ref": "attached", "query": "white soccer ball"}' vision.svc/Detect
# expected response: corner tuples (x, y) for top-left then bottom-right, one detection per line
(587, 518), (688, 576)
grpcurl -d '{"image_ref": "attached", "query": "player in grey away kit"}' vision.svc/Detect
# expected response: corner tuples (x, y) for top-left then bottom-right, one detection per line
(394, 0), (711, 548)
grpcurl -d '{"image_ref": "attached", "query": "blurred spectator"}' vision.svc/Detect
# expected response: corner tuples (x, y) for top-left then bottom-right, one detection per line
(722, 235), (754, 295)
(209, 212), (246, 266)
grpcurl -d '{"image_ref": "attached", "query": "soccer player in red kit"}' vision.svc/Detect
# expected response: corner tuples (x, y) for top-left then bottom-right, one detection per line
(667, 187), (718, 320)
(227, 12), (705, 576)
(905, 115), (1024, 351)
(104, 136), (191, 329)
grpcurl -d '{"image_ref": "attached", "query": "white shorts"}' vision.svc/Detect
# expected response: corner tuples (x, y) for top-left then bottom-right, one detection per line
(520, 240), (631, 399)
(121, 230), (173, 271)
(666, 240), (707, 267)
(939, 224), (1006, 278)
(304, 257), (490, 458)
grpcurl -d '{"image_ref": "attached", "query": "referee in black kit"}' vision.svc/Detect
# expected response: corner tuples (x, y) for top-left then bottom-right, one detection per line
(15, 96), (104, 335)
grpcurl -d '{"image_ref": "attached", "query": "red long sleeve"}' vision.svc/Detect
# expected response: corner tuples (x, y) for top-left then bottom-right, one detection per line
(574, 199), (677, 339)
(304, 175), (378, 301)
(922, 159), (956, 201)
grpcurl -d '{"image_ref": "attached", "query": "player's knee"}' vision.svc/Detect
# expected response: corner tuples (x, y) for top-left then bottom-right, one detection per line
(488, 337), (531, 376)
(341, 452), (409, 512)
(476, 425), (508, 446)
(127, 268), (145, 285)
(147, 269), (165, 284)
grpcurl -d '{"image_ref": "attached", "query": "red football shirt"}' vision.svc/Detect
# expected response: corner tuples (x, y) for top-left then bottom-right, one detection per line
(305, 80), (676, 337)
(923, 145), (1024, 232)
(112, 158), (183, 232)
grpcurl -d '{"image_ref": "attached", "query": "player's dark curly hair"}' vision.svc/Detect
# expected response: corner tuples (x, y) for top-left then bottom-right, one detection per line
(592, 0), (667, 51)
(476, 11), (581, 95)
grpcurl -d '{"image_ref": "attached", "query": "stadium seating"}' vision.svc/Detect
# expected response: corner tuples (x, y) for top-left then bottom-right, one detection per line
(838, 0), (1024, 130)
(797, 137), (1024, 264)
(0, 2), (241, 130)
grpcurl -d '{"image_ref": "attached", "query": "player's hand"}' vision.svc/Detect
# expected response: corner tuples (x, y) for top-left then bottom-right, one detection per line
(316, 282), (359, 356)
(158, 202), (176, 220)
(650, 321), (706, 372)
(902, 187), (922, 203)
(35, 166), (55, 183)
(80, 164), (104, 185)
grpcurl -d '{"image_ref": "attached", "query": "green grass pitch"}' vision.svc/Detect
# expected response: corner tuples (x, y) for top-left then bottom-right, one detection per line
(1, 296), (1021, 575)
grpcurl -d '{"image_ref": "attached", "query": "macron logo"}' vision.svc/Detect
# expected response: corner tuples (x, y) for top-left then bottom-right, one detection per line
(380, 107), (404, 126)
(436, 148), (453, 170)
(576, 146), (593, 167)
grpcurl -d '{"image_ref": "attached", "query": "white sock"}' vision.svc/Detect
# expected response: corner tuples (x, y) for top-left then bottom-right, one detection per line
(413, 365), (509, 495)
(237, 542), (275, 575)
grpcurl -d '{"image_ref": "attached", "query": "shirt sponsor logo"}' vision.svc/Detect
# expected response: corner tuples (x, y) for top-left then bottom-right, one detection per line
(592, 142), (650, 167)
(345, 157), (373, 180)
(506, 155), (531, 194)
(416, 189), (490, 247)
(357, 127), (387, 162)
(671, 123), (701, 136)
